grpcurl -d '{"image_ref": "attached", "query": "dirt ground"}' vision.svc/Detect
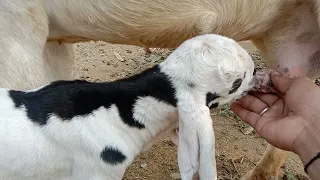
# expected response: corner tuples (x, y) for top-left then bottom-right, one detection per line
(73, 40), (310, 180)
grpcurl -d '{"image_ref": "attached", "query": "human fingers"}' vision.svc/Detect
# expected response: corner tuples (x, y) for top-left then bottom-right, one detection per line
(271, 72), (295, 94)
(237, 94), (269, 115)
(249, 92), (280, 107)
(231, 101), (289, 149)
(230, 102), (260, 127)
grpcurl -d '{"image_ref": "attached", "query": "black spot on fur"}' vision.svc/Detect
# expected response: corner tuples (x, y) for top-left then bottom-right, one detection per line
(9, 65), (177, 128)
(188, 83), (195, 88)
(206, 92), (219, 109)
(229, 78), (243, 94)
(100, 146), (126, 165)
(211, 103), (219, 108)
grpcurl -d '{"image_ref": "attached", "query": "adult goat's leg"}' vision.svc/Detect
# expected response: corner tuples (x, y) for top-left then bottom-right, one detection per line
(43, 42), (75, 82)
(241, 145), (287, 180)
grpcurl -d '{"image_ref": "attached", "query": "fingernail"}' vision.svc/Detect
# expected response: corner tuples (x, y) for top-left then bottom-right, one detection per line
(271, 72), (281, 80)
(272, 71), (280, 76)
(272, 71), (280, 75)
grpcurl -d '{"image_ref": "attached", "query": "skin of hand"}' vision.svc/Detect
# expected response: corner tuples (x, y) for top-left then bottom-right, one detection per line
(230, 72), (320, 167)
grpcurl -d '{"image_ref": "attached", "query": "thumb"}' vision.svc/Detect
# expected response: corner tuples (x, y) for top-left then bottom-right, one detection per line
(271, 72), (295, 94)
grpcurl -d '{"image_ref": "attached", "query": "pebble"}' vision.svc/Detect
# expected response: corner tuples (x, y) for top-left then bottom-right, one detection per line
(114, 52), (125, 62)
(170, 173), (181, 179)
(140, 163), (147, 169)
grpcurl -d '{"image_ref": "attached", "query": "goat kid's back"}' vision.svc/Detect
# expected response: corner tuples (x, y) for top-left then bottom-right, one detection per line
(0, 34), (254, 180)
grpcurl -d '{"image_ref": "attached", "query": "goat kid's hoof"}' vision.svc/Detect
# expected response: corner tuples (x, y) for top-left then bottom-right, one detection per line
(241, 169), (277, 180)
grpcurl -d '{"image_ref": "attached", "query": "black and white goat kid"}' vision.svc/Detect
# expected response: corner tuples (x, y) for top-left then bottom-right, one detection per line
(0, 34), (255, 180)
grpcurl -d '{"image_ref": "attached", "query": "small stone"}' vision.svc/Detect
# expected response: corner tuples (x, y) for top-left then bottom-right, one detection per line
(114, 52), (125, 62)
(140, 163), (147, 169)
(170, 173), (181, 179)
(241, 126), (254, 135)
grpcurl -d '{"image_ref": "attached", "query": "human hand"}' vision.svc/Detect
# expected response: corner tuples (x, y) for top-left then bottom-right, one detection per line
(230, 72), (320, 164)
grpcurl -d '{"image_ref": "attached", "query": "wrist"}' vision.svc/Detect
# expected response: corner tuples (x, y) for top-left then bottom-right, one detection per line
(294, 124), (320, 166)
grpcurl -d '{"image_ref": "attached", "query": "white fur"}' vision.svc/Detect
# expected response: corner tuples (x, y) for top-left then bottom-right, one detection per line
(1, 1), (316, 179)
(0, 34), (254, 180)
(160, 34), (254, 179)
(1, 0), (319, 90)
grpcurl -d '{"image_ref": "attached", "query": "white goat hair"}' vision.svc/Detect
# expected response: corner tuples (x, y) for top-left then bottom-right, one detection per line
(1, 1), (319, 179)
(0, 34), (254, 180)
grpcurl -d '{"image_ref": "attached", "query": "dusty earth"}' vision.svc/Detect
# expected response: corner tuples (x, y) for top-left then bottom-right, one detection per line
(74, 40), (310, 180)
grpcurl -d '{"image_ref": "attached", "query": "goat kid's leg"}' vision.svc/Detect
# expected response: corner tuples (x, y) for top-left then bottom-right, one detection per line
(178, 105), (216, 180)
(43, 42), (75, 82)
(169, 127), (216, 180)
(197, 117), (217, 180)
(142, 120), (179, 152)
(147, 115), (204, 180)
(177, 119), (199, 180)
(168, 128), (203, 180)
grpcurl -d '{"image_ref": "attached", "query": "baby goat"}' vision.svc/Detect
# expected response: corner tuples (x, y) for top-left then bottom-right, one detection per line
(0, 34), (255, 180)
